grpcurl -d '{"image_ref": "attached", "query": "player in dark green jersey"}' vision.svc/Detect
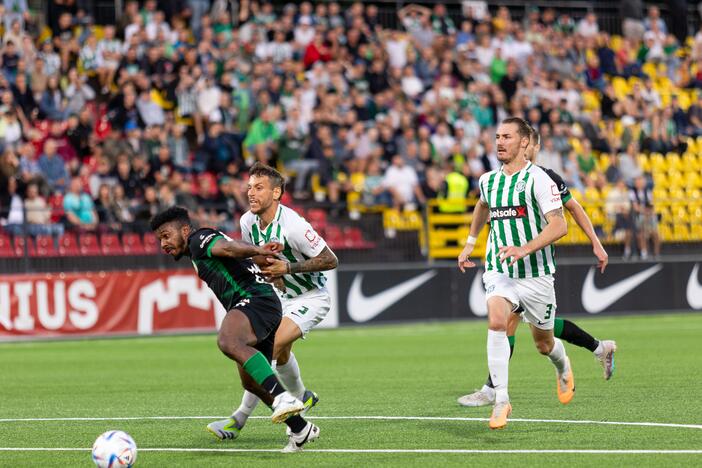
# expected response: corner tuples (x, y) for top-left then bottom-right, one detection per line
(150, 206), (319, 452)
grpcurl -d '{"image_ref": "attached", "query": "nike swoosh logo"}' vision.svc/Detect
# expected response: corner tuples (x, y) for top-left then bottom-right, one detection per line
(687, 264), (702, 309)
(469, 270), (487, 317)
(582, 264), (662, 313)
(347, 271), (437, 322)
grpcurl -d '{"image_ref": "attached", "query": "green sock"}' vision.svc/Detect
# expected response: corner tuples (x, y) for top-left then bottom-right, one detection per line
(507, 335), (516, 347)
(554, 318), (564, 338)
(242, 352), (275, 385)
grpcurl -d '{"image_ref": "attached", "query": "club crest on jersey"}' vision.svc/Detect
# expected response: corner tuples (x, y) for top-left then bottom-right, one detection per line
(516, 181), (526, 192)
(490, 205), (527, 220)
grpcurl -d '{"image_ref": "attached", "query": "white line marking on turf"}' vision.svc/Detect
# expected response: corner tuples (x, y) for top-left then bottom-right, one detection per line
(0, 415), (700, 430)
(0, 448), (701, 454)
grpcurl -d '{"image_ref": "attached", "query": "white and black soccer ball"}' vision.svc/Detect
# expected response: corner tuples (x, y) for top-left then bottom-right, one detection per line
(91, 430), (137, 467)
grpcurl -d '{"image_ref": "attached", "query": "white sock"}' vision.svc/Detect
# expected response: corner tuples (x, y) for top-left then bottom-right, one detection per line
(548, 338), (569, 374)
(232, 391), (260, 426)
(487, 330), (510, 403)
(593, 340), (603, 356)
(276, 352), (306, 400)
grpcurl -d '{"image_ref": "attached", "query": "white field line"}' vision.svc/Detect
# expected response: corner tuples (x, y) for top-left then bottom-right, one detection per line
(0, 415), (700, 430)
(0, 448), (701, 454)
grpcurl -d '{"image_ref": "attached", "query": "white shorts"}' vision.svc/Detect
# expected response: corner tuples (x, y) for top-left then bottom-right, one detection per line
(281, 287), (331, 337)
(483, 270), (556, 330)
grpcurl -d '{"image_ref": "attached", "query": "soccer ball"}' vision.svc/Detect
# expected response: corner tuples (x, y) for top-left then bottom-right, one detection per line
(91, 430), (137, 467)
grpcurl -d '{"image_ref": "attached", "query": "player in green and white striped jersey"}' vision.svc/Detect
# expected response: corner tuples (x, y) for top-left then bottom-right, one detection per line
(458, 118), (574, 430)
(208, 163), (338, 444)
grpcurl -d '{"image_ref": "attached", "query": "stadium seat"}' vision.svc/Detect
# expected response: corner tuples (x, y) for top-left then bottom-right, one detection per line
(35, 235), (58, 256)
(143, 233), (161, 254)
(101, 233), (124, 255)
(13, 236), (37, 257)
(306, 209), (328, 232)
(57, 234), (80, 256)
(0, 235), (16, 257)
(324, 225), (344, 249)
(225, 231), (242, 240)
(122, 233), (145, 254)
(79, 233), (102, 255)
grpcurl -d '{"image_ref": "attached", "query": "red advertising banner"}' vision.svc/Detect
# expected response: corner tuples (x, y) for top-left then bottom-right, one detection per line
(0, 270), (227, 340)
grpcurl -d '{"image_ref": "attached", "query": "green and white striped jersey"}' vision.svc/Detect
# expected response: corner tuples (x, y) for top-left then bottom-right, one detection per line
(479, 161), (563, 278)
(240, 204), (327, 299)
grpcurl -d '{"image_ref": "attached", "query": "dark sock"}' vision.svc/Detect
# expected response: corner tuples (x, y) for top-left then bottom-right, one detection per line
(284, 415), (307, 434)
(262, 374), (285, 397)
(485, 335), (516, 389)
(557, 318), (599, 352)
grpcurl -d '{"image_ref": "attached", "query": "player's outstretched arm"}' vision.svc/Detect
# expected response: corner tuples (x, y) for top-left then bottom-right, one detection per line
(564, 197), (608, 273)
(262, 246), (338, 279)
(458, 199), (490, 272)
(499, 208), (567, 267)
(210, 238), (282, 259)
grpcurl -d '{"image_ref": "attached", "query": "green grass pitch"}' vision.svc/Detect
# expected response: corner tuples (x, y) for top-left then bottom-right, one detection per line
(1, 313), (701, 467)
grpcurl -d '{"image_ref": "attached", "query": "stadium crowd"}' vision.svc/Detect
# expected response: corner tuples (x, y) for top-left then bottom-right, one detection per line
(0, 0), (699, 256)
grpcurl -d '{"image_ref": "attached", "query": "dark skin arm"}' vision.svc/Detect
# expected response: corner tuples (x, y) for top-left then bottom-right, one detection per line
(209, 238), (283, 259)
(261, 246), (338, 280)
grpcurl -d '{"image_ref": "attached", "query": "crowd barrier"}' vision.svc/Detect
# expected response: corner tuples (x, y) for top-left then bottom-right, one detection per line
(1, 259), (700, 340)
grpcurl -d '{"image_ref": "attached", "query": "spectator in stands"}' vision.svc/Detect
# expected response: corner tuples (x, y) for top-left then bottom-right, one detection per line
(64, 67), (96, 116)
(361, 158), (391, 207)
(63, 176), (98, 231)
(94, 183), (120, 231)
(382, 154), (425, 211)
(630, 175), (660, 259)
(37, 139), (67, 193)
(39, 75), (67, 121)
(24, 182), (63, 237)
(577, 12), (599, 38)
(606, 178), (635, 258)
(0, 176), (23, 235)
(644, 5), (667, 34)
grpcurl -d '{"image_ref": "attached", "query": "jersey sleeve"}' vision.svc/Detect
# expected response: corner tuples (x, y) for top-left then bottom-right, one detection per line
(287, 214), (328, 258)
(478, 173), (489, 203)
(543, 167), (572, 204)
(240, 213), (253, 243)
(533, 169), (563, 216)
(189, 228), (224, 260)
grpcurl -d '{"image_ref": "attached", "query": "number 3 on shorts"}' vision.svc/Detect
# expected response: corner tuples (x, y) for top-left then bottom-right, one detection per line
(545, 304), (554, 320)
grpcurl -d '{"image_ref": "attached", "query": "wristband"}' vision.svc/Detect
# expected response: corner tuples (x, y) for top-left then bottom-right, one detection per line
(286, 262), (292, 274)
(466, 235), (477, 245)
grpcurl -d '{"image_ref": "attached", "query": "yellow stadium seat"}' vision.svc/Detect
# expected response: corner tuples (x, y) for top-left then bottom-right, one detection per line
(612, 77), (629, 99)
(674, 224), (691, 241)
(673, 205), (689, 222)
(653, 187), (668, 200)
(688, 188), (702, 199)
(659, 224), (674, 241)
(682, 152), (700, 171)
(649, 153), (667, 171)
(584, 187), (601, 201)
(668, 170), (684, 188)
(691, 224), (702, 241)
(637, 153), (651, 172)
(570, 188), (582, 201)
(652, 172), (668, 186)
(570, 138), (583, 154)
(350, 172), (365, 191)
(669, 187), (685, 200)
(582, 90), (601, 111)
(685, 172), (702, 189)
(642, 62), (657, 79)
(610, 35), (623, 51)
(666, 153), (683, 171)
